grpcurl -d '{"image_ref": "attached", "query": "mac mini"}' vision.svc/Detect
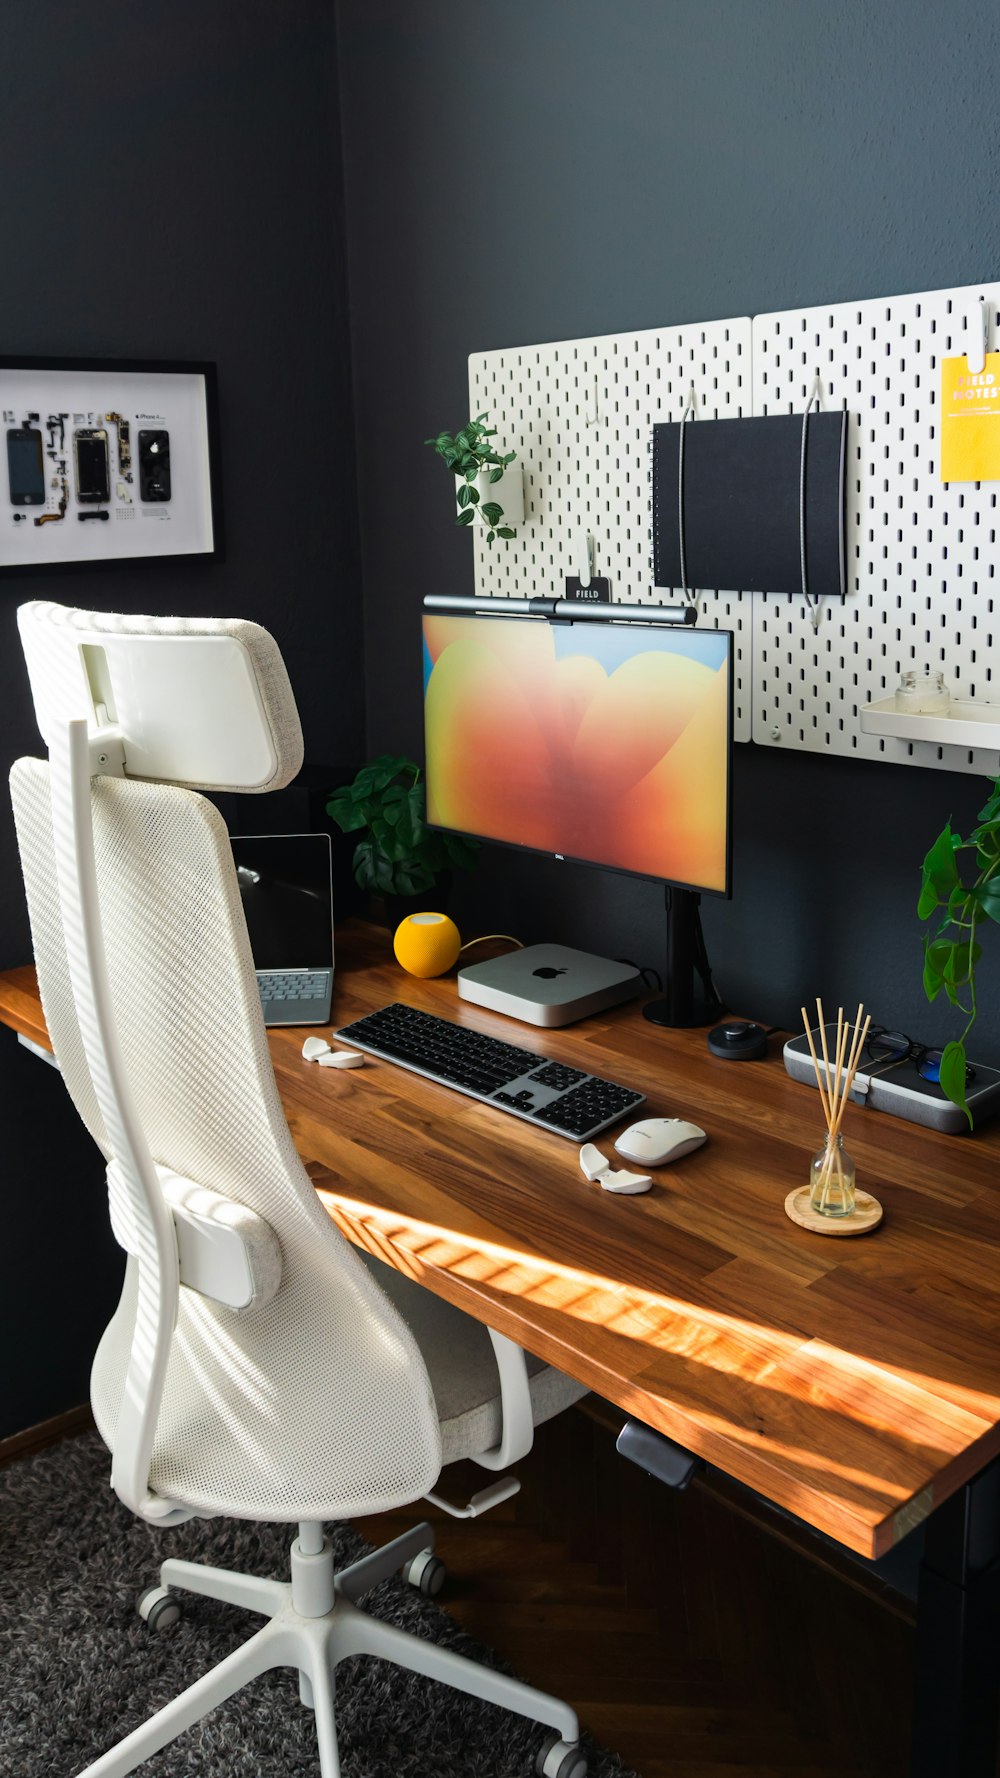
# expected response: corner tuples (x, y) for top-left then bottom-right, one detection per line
(458, 944), (640, 1028)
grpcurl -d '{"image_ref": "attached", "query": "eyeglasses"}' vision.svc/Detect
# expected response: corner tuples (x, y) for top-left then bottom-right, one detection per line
(862, 1026), (976, 1088)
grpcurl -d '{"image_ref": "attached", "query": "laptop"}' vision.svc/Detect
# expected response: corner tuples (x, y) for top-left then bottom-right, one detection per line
(231, 832), (334, 1025)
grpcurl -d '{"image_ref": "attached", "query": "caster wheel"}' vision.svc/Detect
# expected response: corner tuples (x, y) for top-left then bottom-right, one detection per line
(401, 1549), (446, 1598)
(535, 1731), (587, 1778)
(136, 1584), (182, 1631)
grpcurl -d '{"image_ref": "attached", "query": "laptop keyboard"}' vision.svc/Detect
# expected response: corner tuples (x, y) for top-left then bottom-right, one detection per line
(259, 972), (330, 1004)
(335, 1002), (645, 1141)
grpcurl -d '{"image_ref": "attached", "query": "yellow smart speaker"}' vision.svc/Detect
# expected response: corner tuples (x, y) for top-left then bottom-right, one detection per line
(393, 912), (462, 978)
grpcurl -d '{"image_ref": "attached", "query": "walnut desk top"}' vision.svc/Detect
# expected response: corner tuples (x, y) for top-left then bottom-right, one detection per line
(4, 921), (1000, 1561)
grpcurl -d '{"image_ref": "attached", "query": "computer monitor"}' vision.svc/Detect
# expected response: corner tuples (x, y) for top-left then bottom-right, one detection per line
(422, 605), (733, 1024)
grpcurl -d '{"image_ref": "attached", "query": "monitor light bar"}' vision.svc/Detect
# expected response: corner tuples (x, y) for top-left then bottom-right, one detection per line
(422, 594), (696, 626)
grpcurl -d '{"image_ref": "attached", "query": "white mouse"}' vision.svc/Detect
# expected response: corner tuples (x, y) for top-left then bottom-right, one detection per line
(614, 1117), (707, 1166)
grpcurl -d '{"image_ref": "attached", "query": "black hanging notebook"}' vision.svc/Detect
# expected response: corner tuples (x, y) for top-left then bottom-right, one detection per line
(652, 411), (848, 600)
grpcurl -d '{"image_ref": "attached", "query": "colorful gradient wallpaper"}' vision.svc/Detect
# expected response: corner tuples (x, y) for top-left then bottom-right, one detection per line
(423, 616), (731, 894)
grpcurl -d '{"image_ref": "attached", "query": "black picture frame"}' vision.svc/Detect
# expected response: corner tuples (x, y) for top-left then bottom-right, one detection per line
(0, 356), (224, 576)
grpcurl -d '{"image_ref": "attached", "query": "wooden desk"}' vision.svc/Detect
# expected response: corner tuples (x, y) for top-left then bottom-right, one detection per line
(4, 921), (1000, 1561)
(4, 922), (1000, 1777)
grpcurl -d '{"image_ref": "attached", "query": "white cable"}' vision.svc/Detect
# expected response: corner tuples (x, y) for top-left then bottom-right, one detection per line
(800, 377), (823, 632)
(677, 388), (698, 609)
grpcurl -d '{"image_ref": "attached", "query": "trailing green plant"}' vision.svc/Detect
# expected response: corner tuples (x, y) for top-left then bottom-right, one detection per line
(425, 412), (517, 546)
(917, 772), (1000, 1124)
(326, 755), (478, 897)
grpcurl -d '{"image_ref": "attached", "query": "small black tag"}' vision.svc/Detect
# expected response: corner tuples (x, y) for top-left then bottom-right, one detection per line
(564, 576), (611, 602)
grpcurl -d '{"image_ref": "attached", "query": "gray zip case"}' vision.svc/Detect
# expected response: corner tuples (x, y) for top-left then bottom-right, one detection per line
(783, 1026), (1000, 1134)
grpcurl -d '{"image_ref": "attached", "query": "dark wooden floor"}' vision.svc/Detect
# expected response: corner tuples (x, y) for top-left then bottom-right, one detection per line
(357, 1403), (915, 1778)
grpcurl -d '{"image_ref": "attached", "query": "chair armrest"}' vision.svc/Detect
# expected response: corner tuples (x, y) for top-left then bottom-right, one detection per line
(472, 1327), (535, 1470)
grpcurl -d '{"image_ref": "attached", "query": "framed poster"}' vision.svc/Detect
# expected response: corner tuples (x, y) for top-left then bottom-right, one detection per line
(0, 357), (223, 573)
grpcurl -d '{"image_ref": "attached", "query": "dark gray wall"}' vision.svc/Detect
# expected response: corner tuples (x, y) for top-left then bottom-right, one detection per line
(336, 0), (1000, 1052)
(0, 0), (362, 1437)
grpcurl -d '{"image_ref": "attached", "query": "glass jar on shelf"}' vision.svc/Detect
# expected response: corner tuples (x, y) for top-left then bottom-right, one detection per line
(894, 669), (950, 716)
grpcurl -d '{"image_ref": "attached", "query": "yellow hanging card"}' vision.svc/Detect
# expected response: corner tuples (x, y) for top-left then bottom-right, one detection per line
(940, 352), (1000, 481)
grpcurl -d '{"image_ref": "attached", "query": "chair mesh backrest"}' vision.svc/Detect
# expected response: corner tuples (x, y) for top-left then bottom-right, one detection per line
(9, 760), (442, 1521)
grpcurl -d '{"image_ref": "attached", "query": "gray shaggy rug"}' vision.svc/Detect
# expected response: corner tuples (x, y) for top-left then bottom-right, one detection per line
(0, 1432), (640, 1778)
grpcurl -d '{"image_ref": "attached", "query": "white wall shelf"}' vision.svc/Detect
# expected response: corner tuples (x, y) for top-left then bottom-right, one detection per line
(860, 696), (1000, 750)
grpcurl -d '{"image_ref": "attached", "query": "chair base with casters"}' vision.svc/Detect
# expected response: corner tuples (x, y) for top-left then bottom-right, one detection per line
(79, 1518), (586, 1778)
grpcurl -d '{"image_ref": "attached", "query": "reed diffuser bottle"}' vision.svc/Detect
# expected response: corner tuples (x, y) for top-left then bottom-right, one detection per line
(809, 1131), (857, 1217)
(800, 999), (870, 1221)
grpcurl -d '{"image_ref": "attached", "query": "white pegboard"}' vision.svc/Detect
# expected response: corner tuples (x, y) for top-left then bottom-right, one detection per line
(751, 282), (1000, 775)
(467, 319), (754, 740)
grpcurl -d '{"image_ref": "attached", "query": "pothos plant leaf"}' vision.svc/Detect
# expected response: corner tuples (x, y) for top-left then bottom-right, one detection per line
(426, 410), (518, 544)
(917, 823), (960, 916)
(922, 937), (952, 1001)
(938, 1041), (971, 1121)
(976, 873), (1000, 924)
(918, 773), (1000, 1125)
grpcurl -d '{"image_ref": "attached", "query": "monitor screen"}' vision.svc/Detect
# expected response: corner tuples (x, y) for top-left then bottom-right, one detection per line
(230, 833), (334, 969)
(423, 613), (732, 896)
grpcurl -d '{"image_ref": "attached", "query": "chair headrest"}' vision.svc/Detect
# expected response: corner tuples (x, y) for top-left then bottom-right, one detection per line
(17, 601), (304, 793)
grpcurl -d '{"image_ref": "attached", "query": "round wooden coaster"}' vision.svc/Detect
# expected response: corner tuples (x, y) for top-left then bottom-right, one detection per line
(784, 1185), (883, 1237)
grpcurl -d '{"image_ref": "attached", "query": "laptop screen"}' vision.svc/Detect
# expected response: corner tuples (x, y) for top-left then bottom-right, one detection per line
(231, 833), (334, 971)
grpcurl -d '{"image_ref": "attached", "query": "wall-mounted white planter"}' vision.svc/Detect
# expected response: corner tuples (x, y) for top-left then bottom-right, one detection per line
(860, 696), (1000, 751)
(455, 462), (524, 532)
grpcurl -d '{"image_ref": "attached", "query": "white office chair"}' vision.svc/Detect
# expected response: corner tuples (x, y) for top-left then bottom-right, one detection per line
(9, 600), (588, 1778)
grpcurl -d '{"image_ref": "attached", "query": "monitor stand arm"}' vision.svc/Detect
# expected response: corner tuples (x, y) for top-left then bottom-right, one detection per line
(642, 886), (724, 1029)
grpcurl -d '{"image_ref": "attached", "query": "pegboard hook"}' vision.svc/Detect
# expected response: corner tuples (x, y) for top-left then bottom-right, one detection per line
(801, 378), (824, 631)
(578, 529), (594, 589)
(677, 387), (700, 609)
(966, 297), (989, 377)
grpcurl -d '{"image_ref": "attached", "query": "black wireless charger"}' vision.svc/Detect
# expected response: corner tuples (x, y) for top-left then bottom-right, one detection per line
(707, 1019), (768, 1061)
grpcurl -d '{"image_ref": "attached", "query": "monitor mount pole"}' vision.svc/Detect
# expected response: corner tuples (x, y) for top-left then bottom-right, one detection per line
(643, 885), (724, 1029)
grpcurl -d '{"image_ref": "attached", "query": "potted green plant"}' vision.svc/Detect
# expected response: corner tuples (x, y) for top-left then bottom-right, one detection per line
(326, 754), (478, 919)
(917, 772), (1000, 1123)
(425, 412), (522, 545)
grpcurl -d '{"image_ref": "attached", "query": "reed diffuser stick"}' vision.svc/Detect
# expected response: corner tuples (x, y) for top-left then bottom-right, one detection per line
(832, 1007), (847, 1119)
(830, 1013), (872, 1144)
(800, 1007), (832, 1127)
(816, 998), (834, 1114)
